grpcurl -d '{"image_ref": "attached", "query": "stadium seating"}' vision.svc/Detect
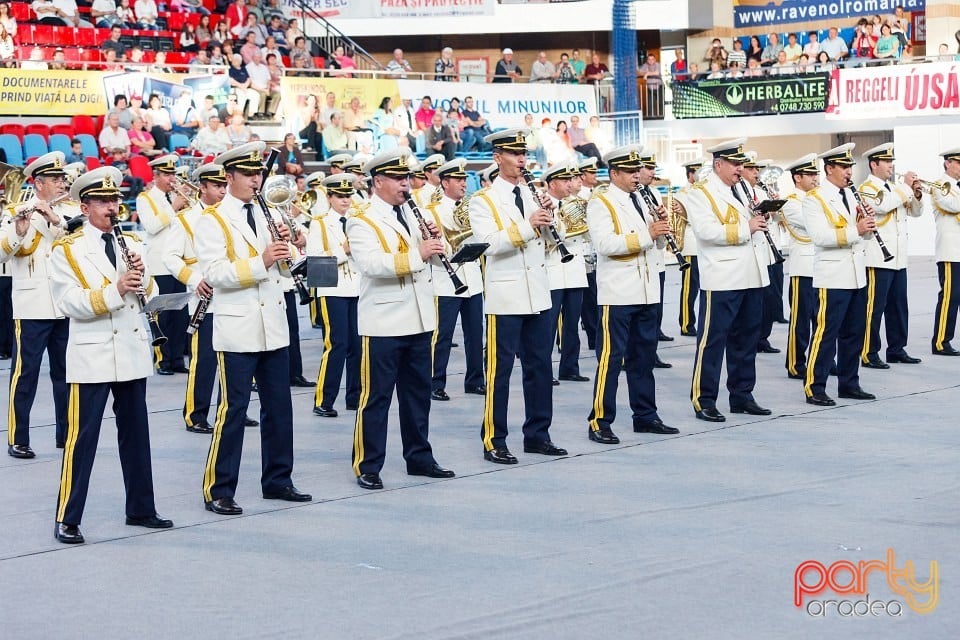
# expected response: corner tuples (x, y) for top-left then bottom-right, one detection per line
(71, 116), (96, 137)
(169, 133), (191, 151)
(22, 134), (48, 160)
(128, 155), (153, 183)
(0, 134), (23, 167)
(25, 124), (50, 141)
(48, 134), (73, 157)
(76, 134), (99, 160)
(50, 124), (75, 138)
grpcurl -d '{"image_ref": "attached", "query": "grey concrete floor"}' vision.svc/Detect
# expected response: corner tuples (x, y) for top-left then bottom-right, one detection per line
(0, 257), (956, 638)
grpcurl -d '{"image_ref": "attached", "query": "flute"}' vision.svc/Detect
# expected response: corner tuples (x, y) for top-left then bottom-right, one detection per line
(402, 192), (468, 295)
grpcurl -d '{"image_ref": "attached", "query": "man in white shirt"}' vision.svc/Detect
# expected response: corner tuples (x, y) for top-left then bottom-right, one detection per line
(133, 0), (158, 28)
(530, 51), (556, 83)
(820, 26), (849, 61)
(191, 115), (231, 155)
(246, 50), (276, 119)
(393, 98), (419, 149)
(98, 113), (131, 154)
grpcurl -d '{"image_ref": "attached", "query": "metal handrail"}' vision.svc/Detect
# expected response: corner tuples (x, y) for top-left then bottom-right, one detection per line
(290, 0), (385, 72)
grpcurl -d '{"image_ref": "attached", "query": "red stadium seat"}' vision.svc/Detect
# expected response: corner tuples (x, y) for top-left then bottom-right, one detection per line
(166, 13), (186, 31)
(25, 124), (50, 140)
(71, 115), (96, 137)
(76, 28), (98, 48)
(32, 24), (54, 45)
(10, 3), (30, 21)
(84, 156), (101, 171)
(128, 155), (153, 183)
(19, 23), (35, 44)
(80, 48), (102, 69)
(0, 123), (25, 142)
(50, 124), (75, 138)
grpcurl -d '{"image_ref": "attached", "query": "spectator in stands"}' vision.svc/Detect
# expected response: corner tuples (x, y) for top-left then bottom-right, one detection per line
(706, 61), (724, 79)
(145, 94), (173, 150)
(225, 112), (251, 146)
(393, 98), (419, 149)
(285, 18), (303, 46)
(414, 95), (434, 133)
(246, 50), (276, 119)
(637, 53), (663, 117)
(266, 52), (282, 108)
(747, 35), (763, 65)
(783, 32), (802, 62)
(460, 96), (491, 152)
(727, 39), (746, 68)
(109, 94), (135, 130)
(221, 40), (236, 61)
(100, 112), (132, 155)
(371, 96), (402, 149)
(771, 50), (794, 75)
(427, 112), (456, 161)
(744, 59), (763, 77)
(820, 26), (849, 61)
(493, 48), (521, 83)
(128, 115), (161, 157)
(101, 26), (127, 58)
(66, 138), (85, 163)
(335, 45), (357, 77)
(225, 0), (247, 37)
(530, 50), (556, 83)
(229, 53), (259, 118)
(244, 0), (263, 23)
(290, 36), (314, 70)
(567, 115), (603, 167)
(180, 23), (199, 54)
(190, 114), (231, 155)
(50, 47), (67, 69)
(261, 36), (284, 67)
(852, 21), (878, 64)
(240, 30), (261, 63)
(317, 91), (338, 127)
(584, 115), (610, 155)
(434, 46), (456, 81)
(704, 38), (728, 69)
(875, 23), (901, 61)
(687, 62), (702, 79)
(197, 95), (221, 126)
(107, 148), (145, 199)
(444, 108), (462, 148)
(815, 50), (833, 71)
(134, 0), (159, 29)
(556, 53), (576, 84)
(195, 14), (213, 46)
(190, 47), (211, 68)
(149, 50), (172, 73)
(761, 33), (783, 66)
(523, 114), (546, 168)
(583, 53), (608, 85)
(549, 119), (573, 164)
(343, 96), (372, 152)
(570, 48), (585, 83)
(796, 53), (811, 73)
(891, 8), (910, 53)
(91, 0), (121, 27)
(0, 3), (15, 38)
(20, 46), (47, 70)
(213, 19), (232, 45)
(123, 46), (146, 70)
(322, 111), (348, 154)
(208, 43), (227, 67)
(103, 48), (124, 72)
(386, 48), (412, 78)
(0, 24), (13, 68)
(277, 133), (304, 176)
(670, 48), (689, 80)
(116, 0), (139, 28)
(803, 31), (820, 58)
(171, 91), (200, 138)
(240, 14), (266, 46)
(265, 15), (288, 53)
(728, 61), (744, 78)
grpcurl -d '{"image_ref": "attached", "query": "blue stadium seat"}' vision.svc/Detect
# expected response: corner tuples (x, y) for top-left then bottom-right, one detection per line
(23, 134), (49, 161)
(0, 134), (23, 166)
(76, 134), (99, 159)
(48, 134), (73, 157)
(466, 172), (481, 194)
(169, 133), (190, 151)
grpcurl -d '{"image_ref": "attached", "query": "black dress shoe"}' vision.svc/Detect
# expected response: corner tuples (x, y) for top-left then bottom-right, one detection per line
(172, 365), (190, 374)
(0, 352), (10, 359)
(787, 369), (807, 380)
(186, 422), (214, 434)
(243, 416), (259, 427)
(552, 378), (560, 386)
(558, 374), (590, 382)
(654, 357), (672, 368)
(464, 385), (486, 395)
(838, 387), (876, 400)
(156, 368), (175, 376)
(290, 375), (315, 387)
(757, 343), (781, 354)
(634, 418), (680, 434)
(263, 486), (312, 501)
(730, 401), (772, 416)
(483, 447), (518, 464)
(313, 406), (338, 418)
(680, 330), (697, 337)
(887, 352), (922, 364)
(431, 389), (450, 401)
(205, 497), (243, 515)
(806, 393), (836, 406)
(357, 473), (383, 490)
(56, 440), (65, 449)
(126, 514), (173, 528)
(588, 428), (620, 444)
(407, 463), (455, 478)
(695, 407), (726, 422)
(345, 403), (359, 410)
(862, 356), (890, 369)
(932, 344), (960, 356)
(8, 444), (35, 459)
(523, 441), (568, 456)
(658, 331), (674, 342)
(55, 523), (84, 544)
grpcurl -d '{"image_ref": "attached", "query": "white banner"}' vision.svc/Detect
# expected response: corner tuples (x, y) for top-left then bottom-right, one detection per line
(288, 0), (495, 19)
(397, 79), (598, 129)
(825, 61), (960, 120)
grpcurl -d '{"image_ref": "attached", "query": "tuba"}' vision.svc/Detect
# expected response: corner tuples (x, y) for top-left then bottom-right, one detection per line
(0, 163), (27, 210)
(558, 195), (589, 238)
(443, 195), (474, 253)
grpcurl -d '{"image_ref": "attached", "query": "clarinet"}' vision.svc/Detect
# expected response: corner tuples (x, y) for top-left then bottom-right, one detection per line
(185, 293), (210, 335)
(402, 192), (469, 295)
(847, 179), (894, 263)
(637, 185), (690, 271)
(737, 178), (786, 264)
(111, 217), (167, 347)
(520, 169), (574, 263)
(255, 149), (312, 305)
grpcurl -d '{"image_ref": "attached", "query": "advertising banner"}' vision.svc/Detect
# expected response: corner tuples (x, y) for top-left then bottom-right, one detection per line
(283, 0), (495, 19)
(733, 0), (924, 28)
(825, 61), (960, 120)
(672, 73), (829, 119)
(0, 70), (106, 116)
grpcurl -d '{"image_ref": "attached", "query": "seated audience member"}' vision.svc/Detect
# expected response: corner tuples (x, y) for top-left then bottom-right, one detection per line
(128, 116), (162, 157)
(91, 0), (122, 27)
(706, 61), (725, 79)
(246, 50), (276, 119)
(239, 14), (267, 46)
(372, 97), (402, 149)
(101, 26), (127, 58)
(190, 47), (212, 68)
(144, 93), (173, 152)
(783, 32), (803, 62)
(727, 39), (747, 68)
(583, 53), (608, 84)
(171, 92), (201, 138)
(240, 30), (260, 63)
(197, 95), (222, 126)
(434, 46), (456, 81)
(266, 53), (283, 115)
(393, 98), (420, 149)
(820, 26), (849, 61)
(875, 23), (901, 61)
(149, 50), (172, 73)
(584, 115), (611, 155)
(342, 96), (373, 152)
(529, 50), (556, 83)
(744, 58), (764, 76)
(803, 31), (821, 57)
(414, 95), (435, 133)
(704, 38), (728, 69)
(290, 37), (314, 69)
(107, 148), (146, 199)
(771, 50), (795, 74)
(285, 18), (303, 46)
(556, 53), (577, 84)
(66, 138), (85, 163)
(427, 112), (456, 161)
(460, 96), (491, 152)
(322, 111), (349, 154)
(116, 0), (140, 28)
(852, 20), (878, 63)
(277, 133), (304, 176)
(444, 109), (463, 148)
(191, 114), (231, 155)
(493, 47), (521, 83)
(386, 48), (412, 78)
(229, 53), (260, 118)
(265, 15), (288, 53)
(0, 26), (15, 68)
(567, 115), (603, 167)
(179, 23), (199, 54)
(100, 112), (132, 155)
(261, 36), (284, 67)
(225, 112), (251, 146)
(196, 14), (213, 45)
(134, 0), (159, 28)
(761, 33), (784, 66)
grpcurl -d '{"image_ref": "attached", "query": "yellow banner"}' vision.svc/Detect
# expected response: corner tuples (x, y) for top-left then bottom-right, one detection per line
(280, 76), (401, 125)
(0, 70), (107, 116)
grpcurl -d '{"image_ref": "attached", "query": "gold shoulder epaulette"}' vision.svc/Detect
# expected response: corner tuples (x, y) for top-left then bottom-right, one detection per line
(787, 192), (800, 200)
(807, 187), (821, 196)
(692, 178), (708, 189)
(589, 184), (609, 200)
(52, 228), (83, 248)
(202, 204), (220, 216)
(348, 201), (371, 217)
(472, 186), (491, 197)
(122, 231), (142, 243)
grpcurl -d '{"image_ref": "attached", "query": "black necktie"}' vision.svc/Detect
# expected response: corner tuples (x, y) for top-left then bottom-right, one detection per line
(339, 216), (347, 233)
(393, 205), (410, 234)
(244, 203), (257, 235)
(629, 192), (647, 219)
(102, 232), (116, 268)
(406, 109), (413, 129)
(165, 191), (172, 204)
(884, 183), (891, 192)
(840, 189), (851, 214)
(513, 186), (525, 214)
(731, 185), (743, 204)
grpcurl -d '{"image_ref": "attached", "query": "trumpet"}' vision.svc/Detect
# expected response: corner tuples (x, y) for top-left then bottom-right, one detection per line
(172, 176), (200, 207)
(896, 172), (951, 196)
(637, 184), (690, 271)
(848, 179), (894, 262)
(856, 189), (884, 205)
(520, 169), (574, 263)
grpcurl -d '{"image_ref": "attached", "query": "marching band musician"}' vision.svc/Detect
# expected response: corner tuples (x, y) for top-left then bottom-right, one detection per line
(741, 153), (782, 355)
(346, 148), (455, 490)
(196, 141), (312, 515)
(635, 150), (674, 367)
(0, 260), (10, 361)
(675, 158), (703, 337)
(309, 175), (362, 418)
(137, 154), (190, 375)
(425, 158), (485, 401)
(413, 154), (445, 208)
(802, 143), (876, 406)
(576, 158), (600, 351)
(48, 166), (172, 544)
(858, 143), (923, 368)
(280, 219), (313, 389)
(479, 163), (499, 189)
(326, 153), (355, 176)
(586, 145), (680, 445)
(1, 151), (77, 458)
(685, 138), (772, 422)
(469, 129), (568, 464)
(931, 147), (960, 356)
(342, 157), (370, 204)
(544, 161), (590, 383)
(305, 170), (328, 328)
(780, 153), (819, 380)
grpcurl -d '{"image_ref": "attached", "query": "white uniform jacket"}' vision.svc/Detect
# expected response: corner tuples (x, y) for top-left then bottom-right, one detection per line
(305, 208), (360, 298)
(858, 173), (922, 269)
(425, 195), (483, 298)
(544, 194), (588, 291)
(780, 192), (814, 278)
(0, 198), (78, 319)
(931, 174), (960, 263)
(194, 192), (290, 353)
(162, 203), (206, 314)
(346, 195), (436, 337)
(587, 184), (661, 306)
(468, 178), (552, 315)
(684, 172), (770, 291)
(802, 182), (867, 290)
(48, 224), (156, 383)
(136, 186), (179, 276)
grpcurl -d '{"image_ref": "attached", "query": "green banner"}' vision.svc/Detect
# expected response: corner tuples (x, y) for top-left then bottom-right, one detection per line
(672, 73), (829, 119)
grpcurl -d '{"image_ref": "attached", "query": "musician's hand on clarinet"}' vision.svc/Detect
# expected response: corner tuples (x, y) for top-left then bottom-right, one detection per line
(262, 241), (291, 268)
(653, 204), (668, 221)
(648, 219), (671, 239)
(423, 220), (441, 239)
(291, 228), (307, 249)
(117, 269), (143, 296)
(857, 214), (877, 235)
(196, 279), (213, 298)
(127, 251), (145, 274)
(748, 216), (768, 234)
(529, 208), (553, 228)
(276, 222), (292, 242)
(418, 237), (445, 261)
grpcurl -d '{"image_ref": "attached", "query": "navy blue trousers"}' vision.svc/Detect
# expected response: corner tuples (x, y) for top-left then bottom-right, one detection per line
(0, 277), (11, 354)
(759, 262), (785, 345)
(8, 318), (68, 447)
(550, 287), (585, 378)
(581, 270), (598, 349)
(482, 312), (554, 451)
(933, 262), (960, 350)
(785, 276), (816, 377)
(155, 274), (187, 371)
(432, 293), (484, 393)
(202, 348), (295, 501)
(313, 296), (360, 410)
(678, 256), (700, 335)
(284, 290), (303, 378)
(352, 332), (436, 476)
(56, 379), (156, 525)
(183, 313), (217, 428)
(588, 303), (659, 432)
(805, 287), (867, 397)
(862, 267), (909, 361)
(690, 289), (763, 411)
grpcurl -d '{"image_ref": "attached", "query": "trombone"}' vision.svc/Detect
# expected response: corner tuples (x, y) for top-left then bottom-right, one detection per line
(896, 172), (951, 196)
